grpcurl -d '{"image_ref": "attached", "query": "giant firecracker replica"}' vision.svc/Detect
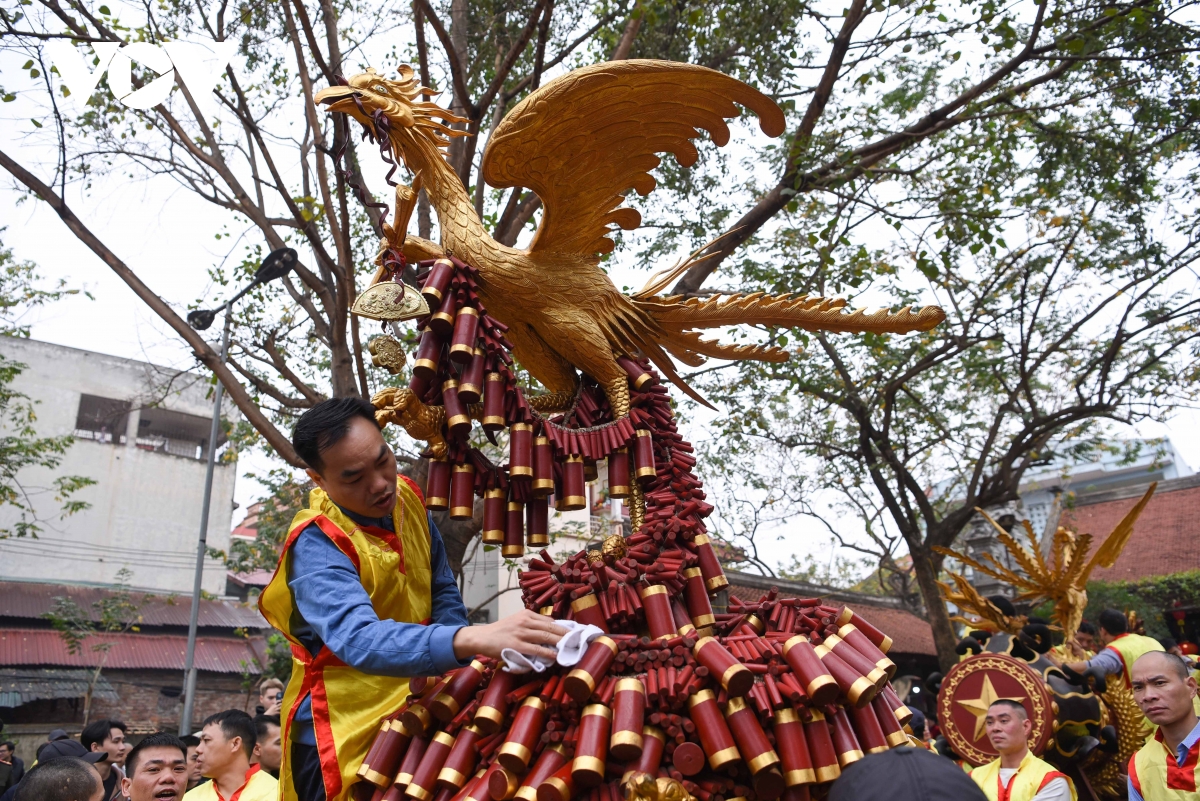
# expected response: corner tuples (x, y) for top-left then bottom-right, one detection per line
(932, 486), (1158, 800)
(313, 60), (948, 801)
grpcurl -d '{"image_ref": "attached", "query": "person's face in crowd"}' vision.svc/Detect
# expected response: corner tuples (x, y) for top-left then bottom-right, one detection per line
(1075, 631), (1095, 653)
(111, 727), (130, 767)
(1167, 644), (1184, 657)
(196, 723), (243, 778)
(256, 723), (281, 776)
(0, 744), (11, 763)
(259, 687), (281, 707)
(185, 745), (203, 789)
(1132, 655), (1199, 727)
(121, 746), (189, 801)
(306, 416), (398, 518)
(984, 703), (1031, 757)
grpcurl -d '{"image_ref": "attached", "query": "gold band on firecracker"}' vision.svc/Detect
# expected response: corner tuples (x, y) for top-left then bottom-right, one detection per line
(802, 709), (841, 784)
(438, 724), (481, 790)
(450, 463), (476, 519)
(724, 696), (780, 775)
(488, 766), (520, 801)
(870, 694), (909, 747)
(681, 567), (716, 628)
(823, 633), (888, 691)
(639, 584), (677, 640)
(502, 501), (524, 558)
(610, 677), (646, 762)
(813, 642), (877, 708)
(608, 447), (631, 498)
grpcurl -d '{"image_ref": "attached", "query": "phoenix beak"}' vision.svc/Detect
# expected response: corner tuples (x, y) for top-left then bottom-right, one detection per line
(314, 85), (360, 113)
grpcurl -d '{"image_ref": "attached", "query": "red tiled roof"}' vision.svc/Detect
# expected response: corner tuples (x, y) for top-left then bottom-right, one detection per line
(0, 581), (266, 628)
(226, 570), (273, 588)
(1061, 481), (1200, 583)
(725, 582), (936, 657)
(0, 629), (263, 674)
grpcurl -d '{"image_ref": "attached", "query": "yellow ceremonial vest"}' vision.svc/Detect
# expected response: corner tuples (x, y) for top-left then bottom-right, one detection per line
(1105, 633), (1164, 689)
(1128, 727), (1200, 799)
(259, 477), (433, 801)
(971, 752), (1077, 801)
(183, 765), (278, 801)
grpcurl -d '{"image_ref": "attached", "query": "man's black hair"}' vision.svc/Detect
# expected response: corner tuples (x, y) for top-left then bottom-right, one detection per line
(80, 719), (125, 751)
(201, 709), (256, 758)
(987, 699), (1028, 718)
(16, 757), (101, 801)
(1078, 621), (1097, 636)
(254, 714), (280, 744)
(180, 734), (200, 748)
(292, 397), (380, 472)
(1133, 650), (1191, 681)
(1098, 608), (1128, 635)
(125, 732), (186, 777)
(0, 741), (14, 751)
(1159, 637), (1179, 651)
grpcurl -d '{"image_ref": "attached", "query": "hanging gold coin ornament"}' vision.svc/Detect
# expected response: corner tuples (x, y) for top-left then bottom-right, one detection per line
(327, 58), (948, 801)
(367, 336), (407, 375)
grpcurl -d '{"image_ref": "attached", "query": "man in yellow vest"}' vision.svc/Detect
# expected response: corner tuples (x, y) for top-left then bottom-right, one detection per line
(1127, 651), (1200, 800)
(1053, 609), (1163, 697)
(186, 710), (277, 801)
(260, 398), (568, 801)
(970, 700), (1076, 801)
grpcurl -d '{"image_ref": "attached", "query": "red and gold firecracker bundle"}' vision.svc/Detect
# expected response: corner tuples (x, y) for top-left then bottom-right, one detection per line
(359, 258), (914, 801)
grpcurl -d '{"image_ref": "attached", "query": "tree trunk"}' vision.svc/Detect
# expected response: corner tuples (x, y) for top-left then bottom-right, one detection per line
(909, 544), (960, 673)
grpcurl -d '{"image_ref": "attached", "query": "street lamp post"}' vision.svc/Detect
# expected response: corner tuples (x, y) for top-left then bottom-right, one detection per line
(179, 247), (296, 735)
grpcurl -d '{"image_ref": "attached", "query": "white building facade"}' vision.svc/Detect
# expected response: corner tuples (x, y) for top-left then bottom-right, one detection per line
(0, 338), (237, 595)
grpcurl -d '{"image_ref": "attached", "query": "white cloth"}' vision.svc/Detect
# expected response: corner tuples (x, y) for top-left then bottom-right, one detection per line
(997, 769), (1072, 801)
(501, 620), (604, 673)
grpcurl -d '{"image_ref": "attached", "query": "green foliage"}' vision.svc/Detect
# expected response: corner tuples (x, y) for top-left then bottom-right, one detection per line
(218, 470), (312, 574)
(0, 233), (95, 538)
(263, 632), (294, 683)
(778, 547), (877, 592)
(1083, 571), (1200, 641)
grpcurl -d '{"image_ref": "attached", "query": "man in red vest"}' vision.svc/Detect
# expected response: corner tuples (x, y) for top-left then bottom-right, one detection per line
(1128, 651), (1200, 800)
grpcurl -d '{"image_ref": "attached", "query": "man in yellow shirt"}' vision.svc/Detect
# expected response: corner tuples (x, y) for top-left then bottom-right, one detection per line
(970, 700), (1076, 801)
(1053, 609), (1163, 693)
(185, 710), (277, 801)
(1127, 651), (1199, 800)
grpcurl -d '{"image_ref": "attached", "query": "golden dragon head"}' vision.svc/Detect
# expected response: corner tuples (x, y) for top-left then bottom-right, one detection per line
(314, 66), (467, 168)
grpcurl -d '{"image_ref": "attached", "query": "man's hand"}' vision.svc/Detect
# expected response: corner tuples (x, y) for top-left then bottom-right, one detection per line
(264, 698), (282, 716)
(453, 609), (569, 662)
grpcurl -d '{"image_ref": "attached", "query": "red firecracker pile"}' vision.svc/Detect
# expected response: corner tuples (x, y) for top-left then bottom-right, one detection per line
(358, 258), (915, 801)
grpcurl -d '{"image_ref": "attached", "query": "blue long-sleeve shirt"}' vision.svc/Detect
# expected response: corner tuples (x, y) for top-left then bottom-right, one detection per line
(287, 506), (470, 744)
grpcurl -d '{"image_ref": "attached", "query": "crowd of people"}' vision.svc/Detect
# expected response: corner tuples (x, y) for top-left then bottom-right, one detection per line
(0, 680), (286, 801)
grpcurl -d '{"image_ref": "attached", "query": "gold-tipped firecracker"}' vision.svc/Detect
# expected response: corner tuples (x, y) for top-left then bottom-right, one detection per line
(822, 632), (889, 692)
(497, 696), (545, 773)
(503, 502), (524, 558)
(607, 448), (630, 498)
(474, 670), (515, 734)
(536, 763), (575, 801)
(525, 497), (550, 547)
(572, 703), (610, 787)
(482, 373), (505, 434)
(569, 591), (609, 633)
(487, 766), (520, 801)
(393, 733), (427, 788)
(724, 696), (785, 800)
(426, 458), (451, 510)
(813, 639), (877, 708)
(431, 661), (486, 722)
(532, 436), (555, 496)
(627, 725), (665, 781)
(406, 731), (455, 801)
(836, 607), (893, 653)
(449, 462), (475, 519)
(359, 718), (412, 787)
(458, 348), (486, 403)
(688, 690), (740, 771)
(564, 636), (618, 700)
(510, 423), (533, 478)
(691, 534), (729, 592)
(848, 699), (890, 755)
(609, 677), (646, 761)
(437, 725), (481, 790)
(773, 709), (815, 787)
(633, 429), (656, 484)
(429, 291), (456, 338)
(693, 637), (754, 697)
(638, 584), (676, 640)
(682, 568), (715, 632)
(559, 456), (586, 511)
(871, 694), (910, 747)
(450, 306), (479, 364)
(514, 745), (568, 801)
(780, 636), (840, 707)
(444, 380), (471, 440)
(482, 489), (505, 545)
(837, 623), (897, 680)
(802, 710), (841, 784)
(420, 259), (453, 307)
(828, 706), (864, 769)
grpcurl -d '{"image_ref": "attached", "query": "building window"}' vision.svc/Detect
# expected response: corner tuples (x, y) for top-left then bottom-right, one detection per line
(74, 394), (131, 443)
(74, 395), (224, 459)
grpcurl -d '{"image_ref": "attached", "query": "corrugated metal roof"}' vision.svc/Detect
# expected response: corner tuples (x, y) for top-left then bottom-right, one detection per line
(0, 581), (266, 629)
(0, 629), (263, 674)
(0, 667), (120, 706)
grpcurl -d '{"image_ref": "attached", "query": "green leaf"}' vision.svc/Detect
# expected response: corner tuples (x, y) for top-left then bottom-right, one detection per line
(99, 4), (111, 13)
(21, 60), (33, 70)
(30, 118), (42, 128)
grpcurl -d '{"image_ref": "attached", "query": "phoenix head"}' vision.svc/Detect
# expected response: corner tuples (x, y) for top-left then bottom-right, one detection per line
(314, 66), (468, 168)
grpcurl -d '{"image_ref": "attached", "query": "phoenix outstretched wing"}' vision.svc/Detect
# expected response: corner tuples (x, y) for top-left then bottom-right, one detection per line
(481, 59), (785, 258)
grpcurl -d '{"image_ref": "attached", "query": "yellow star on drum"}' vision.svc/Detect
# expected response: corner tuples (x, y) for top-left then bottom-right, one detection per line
(955, 675), (1026, 742)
